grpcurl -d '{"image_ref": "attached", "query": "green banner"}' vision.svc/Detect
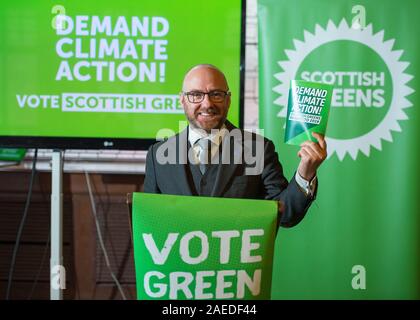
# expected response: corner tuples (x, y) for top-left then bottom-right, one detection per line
(132, 193), (278, 300)
(258, 0), (419, 299)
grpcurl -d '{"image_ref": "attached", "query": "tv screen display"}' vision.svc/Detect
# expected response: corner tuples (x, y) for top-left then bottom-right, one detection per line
(0, 0), (244, 149)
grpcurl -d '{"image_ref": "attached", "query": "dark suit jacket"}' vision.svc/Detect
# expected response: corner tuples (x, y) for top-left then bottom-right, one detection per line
(144, 121), (316, 227)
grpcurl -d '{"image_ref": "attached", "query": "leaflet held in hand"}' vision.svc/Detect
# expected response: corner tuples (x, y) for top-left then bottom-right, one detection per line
(285, 80), (333, 145)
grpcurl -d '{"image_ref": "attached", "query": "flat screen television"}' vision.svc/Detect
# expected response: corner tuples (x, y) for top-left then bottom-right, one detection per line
(0, 0), (245, 150)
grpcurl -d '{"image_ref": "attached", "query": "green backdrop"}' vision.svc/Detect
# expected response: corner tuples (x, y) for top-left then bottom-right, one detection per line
(258, 0), (419, 299)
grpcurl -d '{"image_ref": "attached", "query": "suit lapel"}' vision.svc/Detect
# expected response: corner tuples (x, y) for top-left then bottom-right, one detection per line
(211, 122), (242, 197)
(174, 122), (244, 197)
(175, 127), (195, 196)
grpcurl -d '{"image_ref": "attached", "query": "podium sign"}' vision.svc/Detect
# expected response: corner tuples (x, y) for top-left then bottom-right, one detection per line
(132, 193), (278, 300)
(0, 148), (26, 161)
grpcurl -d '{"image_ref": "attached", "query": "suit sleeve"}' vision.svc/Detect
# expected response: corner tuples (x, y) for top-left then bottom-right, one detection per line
(144, 144), (161, 194)
(261, 139), (316, 228)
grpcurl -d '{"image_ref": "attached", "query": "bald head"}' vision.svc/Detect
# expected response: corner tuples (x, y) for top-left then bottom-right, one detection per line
(182, 64), (229, 92)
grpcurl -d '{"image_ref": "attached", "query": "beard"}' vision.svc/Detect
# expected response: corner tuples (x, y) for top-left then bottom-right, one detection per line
(186, 107), (227, 132)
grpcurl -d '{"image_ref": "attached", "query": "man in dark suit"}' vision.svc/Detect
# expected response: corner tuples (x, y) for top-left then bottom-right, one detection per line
(144, 64), (327, 228)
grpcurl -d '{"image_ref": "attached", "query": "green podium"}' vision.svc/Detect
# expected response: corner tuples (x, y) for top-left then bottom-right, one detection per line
(132, 193), (278, 300)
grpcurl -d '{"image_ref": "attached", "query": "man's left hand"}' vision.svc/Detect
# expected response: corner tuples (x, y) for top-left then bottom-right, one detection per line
(297, 132), (327, 181)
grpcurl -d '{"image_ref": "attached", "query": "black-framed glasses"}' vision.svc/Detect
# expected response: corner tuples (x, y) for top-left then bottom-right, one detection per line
(182, 90), (231, 103)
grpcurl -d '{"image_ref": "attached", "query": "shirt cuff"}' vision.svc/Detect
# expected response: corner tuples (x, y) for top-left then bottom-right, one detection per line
(295, 172), (317, 197)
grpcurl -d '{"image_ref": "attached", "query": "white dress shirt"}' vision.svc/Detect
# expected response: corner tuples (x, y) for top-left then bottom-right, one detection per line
(188, 125), (227, 164)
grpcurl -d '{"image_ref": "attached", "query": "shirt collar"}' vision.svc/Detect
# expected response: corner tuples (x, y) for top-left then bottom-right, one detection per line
(188, 124), (227, 147)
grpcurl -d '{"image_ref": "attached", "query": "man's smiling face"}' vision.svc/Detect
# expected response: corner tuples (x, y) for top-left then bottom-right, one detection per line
(180, 66), (231, 132)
